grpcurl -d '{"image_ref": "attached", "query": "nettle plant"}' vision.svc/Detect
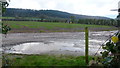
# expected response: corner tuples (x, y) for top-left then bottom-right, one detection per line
(1, 2), (11, 36)
(2, 1), (12, 66)
(100, 32), (120, 67)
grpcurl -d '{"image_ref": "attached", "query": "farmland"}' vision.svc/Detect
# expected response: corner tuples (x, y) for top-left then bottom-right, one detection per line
(2, 21), (117, 33)
(2, 20), (117, 66)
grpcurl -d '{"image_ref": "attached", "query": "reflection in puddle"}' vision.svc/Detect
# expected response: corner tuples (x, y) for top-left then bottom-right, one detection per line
(5, 40), (103, 56)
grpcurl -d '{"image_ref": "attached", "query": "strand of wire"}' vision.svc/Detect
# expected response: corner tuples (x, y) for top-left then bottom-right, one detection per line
(94, 30), (120, 56)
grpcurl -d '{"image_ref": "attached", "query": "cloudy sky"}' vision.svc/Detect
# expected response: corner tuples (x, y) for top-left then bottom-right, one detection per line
(7, 0), (120, 18)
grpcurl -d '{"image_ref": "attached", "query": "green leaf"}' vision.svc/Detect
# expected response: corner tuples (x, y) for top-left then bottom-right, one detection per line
(102, 51), (109, 58)
(106, 42), (111, 47)
(102, 46), (106, 49)
(2, 23), (11, 34)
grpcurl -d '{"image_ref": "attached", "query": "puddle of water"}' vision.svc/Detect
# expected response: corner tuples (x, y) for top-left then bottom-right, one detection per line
(4, 30), (118, 56)
(5, 41), (103, 55)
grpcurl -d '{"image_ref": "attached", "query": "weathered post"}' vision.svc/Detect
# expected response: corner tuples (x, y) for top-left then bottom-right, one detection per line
(85, 27), (89, 64)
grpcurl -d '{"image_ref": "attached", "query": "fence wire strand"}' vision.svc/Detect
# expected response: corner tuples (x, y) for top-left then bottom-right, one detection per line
(94, 30), (120, 56)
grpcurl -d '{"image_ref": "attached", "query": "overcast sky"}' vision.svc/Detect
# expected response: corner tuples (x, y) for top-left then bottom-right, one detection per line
(7, 0), (120, 18)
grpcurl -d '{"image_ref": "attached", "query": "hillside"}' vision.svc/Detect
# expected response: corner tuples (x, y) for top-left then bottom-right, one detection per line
(3, 8), (110, 20)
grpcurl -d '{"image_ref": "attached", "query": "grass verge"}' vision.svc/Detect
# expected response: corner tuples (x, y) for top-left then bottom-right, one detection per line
(3, 54), (93, 66)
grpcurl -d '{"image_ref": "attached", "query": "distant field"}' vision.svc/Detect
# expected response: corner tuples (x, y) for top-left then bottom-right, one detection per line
(2, 21), (117, 33)
(1, 17), (41, 20)
(1, 17), (15, 19)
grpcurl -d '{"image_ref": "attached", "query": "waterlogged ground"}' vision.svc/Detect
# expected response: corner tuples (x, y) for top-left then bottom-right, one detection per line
(2, 30), (118, 56)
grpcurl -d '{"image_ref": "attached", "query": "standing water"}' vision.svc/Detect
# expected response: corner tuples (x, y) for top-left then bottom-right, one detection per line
(2, 30), (118, 56)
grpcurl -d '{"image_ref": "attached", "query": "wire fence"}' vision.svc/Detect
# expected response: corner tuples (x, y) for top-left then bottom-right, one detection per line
(94, 30), (120, 56)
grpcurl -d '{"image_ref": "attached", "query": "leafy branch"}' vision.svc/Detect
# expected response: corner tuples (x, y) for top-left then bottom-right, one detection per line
(100, 32), (120, 67)
(1, 1), (11, 36)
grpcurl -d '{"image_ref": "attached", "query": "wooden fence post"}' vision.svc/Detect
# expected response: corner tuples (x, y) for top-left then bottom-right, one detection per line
(85, 27), (89, 64)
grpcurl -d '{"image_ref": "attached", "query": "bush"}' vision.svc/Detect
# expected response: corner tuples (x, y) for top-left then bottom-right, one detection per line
(100, 32), (120, 68)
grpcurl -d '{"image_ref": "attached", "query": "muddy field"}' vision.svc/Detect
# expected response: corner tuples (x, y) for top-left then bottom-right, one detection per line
(10, 27), (117, 33)
(2, 30), (118, 56)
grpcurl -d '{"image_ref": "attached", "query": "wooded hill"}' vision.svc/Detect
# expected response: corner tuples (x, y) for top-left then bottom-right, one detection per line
(3, 8), (111, 20)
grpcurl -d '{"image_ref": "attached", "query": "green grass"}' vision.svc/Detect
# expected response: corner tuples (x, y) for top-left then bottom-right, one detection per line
(2, 21), (117, 33)
(1, 17), (41, 20)
(3, 54), (93, 66)
(1, 17), (15, 19)
(3, 21), (112, 29)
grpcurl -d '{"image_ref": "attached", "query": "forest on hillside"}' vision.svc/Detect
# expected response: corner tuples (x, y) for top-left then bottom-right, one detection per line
(2, 8), (118, 26)
(3, 8), (111, 19)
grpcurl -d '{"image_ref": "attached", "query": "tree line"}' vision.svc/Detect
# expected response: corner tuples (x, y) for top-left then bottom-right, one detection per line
(2, 8), (119, 27)
(77, 19), (118, 26)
